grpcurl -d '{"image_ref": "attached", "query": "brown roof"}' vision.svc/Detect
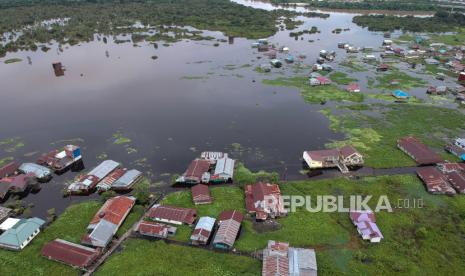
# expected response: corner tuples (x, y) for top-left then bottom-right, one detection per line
(148, 205), (197, 225)
(416, 167), (456, 195)
(0, 162), (18, 179)
(217, 210), (244, 223)
(398, 137), (443, 165)
(0, 173), (35, 192)
(90, 196), (135, 226)
(437, 163), (465, 173)
(340, 145), (360, 159)
(136, 221), (170, 237)
(447, 171), (465, 193)
(191, 184), (213, 204)
(41, 239), (100, 269)
(184, 160), (210, 179)
(245, 183), (282, 214)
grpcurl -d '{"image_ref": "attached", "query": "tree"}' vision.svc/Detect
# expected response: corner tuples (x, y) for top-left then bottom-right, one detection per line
(133, 179), (151, 205)
(101, 190), (117, 202)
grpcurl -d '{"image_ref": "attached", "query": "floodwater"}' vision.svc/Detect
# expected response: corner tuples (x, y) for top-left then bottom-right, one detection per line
(0, 0), (428, 217)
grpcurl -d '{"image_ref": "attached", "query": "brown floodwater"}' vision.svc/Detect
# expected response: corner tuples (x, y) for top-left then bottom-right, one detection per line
(0, 1), (433, 217)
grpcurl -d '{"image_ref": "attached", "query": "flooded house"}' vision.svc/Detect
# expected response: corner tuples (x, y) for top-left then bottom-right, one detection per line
(36, 145), (82, 173)
(262, 240), (317, 276)
(285, 55), (295, 63)
(270, 59), (282, 68)
(52, 62), (65, 77)
(260, 63), (272, 72)
(445, 138), (465, 161)
(0, 173), (35, 197)
(376, 63), (390, 72)
(148, 205), (197, 225)
(350, 210), (383, 243)
(426, 86), (447, 95)
(212, 210), (243, 250)
(191, 184), (213, 205)
(96, 168), (128, 192)
(67, 160), (120, 195)
(190, 216), (215, 245)
(392, 90), (409, 99)
(211, 157), (234, 183)
(136, 221), (176, 239)
(0, 217), (45, 250)
(416, 167), (456, 195)
(397, 137), (443, 165)
(18, 163), (52, 182)
(383, 39), (393, 46)
(424, 58), (440, 65)
(346, 83), (360, 93)
(303, 145), (363, 173)
(176, 159), (211, 184)
(245, 182), (287, 221)
(81, 196), (135, 248)
(41, 239), (101, 269)
(0, 162), (19, 179)
(110, 169), (142, 191)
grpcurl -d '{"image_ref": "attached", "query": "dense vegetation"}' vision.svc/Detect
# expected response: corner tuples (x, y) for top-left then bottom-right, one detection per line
(353, 11), (465, 32)
(272, 0), (464, 12)
(0, 0), (327, 57)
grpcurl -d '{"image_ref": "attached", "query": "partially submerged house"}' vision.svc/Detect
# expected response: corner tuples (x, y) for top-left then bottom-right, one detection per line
(176, 159), (211, 184)
(245, 182), (287, 221)
(81, 196), (135, 248)
(36, 145), (82, 173)
(270, 59), (282, 68)
(0, 162), (19, 179)
(111, 169), (142, 191)
(397, 137), (443, 165)
(136, 221), (176, 239)
(212, 210), (243, 250)
(190, 216), (215, 245)
(148, 205), (197, 225)
(377, 63), (390, 72)
(262, 240), (317, 276)
(392, 90), (409, 99)
(41, 239), (100, 269)
(0, 173), (35, 197)
(0, 217), (45, 250)
(350, 210), (383, 243)
(416, 167), (456, 195)
(191, 184), (213, 205)
(67, 160), (120, 194)
(303, 145), (363, 173)
(427, 86), (448, 95)
(52, 62), (65, 77)
(346, 83), (360, 93)
(18, 163), (52, 181)
(211, 157), (234, 183)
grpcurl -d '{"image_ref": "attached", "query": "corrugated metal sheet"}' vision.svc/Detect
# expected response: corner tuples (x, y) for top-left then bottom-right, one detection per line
(88, 160), (120, 179)
(112, 169), (142, 189)
(289, 248), (317, 275)
(214, 158), (235, 177)
(41, 239), (99, 268)
(18, 163), (51, 179)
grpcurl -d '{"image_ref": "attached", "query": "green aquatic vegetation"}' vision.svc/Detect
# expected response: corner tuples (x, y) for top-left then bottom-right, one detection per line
(4, 58), (22, 64)
(126, 147), (137, 154)
(112, 132), (131, 145)
(329, 72), (357, 85)
(4, 142), (25, 153)
(263, 76), (364, 103)
(367, 93), (424, 103)
(321, 104), (465, 168)
(372, 68), (427, 91)
(181, 76), (208, 80)
(430, 28), (465, 45)
(339, 60), (367, 72)
(0, 157), (14, 167)
(234, 162), (279, 186)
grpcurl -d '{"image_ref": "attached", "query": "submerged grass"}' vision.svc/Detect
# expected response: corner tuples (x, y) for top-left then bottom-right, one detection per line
(4, 58), (22, 64)
(371, 68), (427, 91)
(262, 76), (364, 103)
(329, 72), (357, 85)
(324, 104), (465, 168)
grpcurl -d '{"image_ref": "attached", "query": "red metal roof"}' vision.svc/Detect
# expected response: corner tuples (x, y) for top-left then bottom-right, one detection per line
(245, 183), (282, 215)
(416, 167), (456, 195)
(148, 205), (197, 225)
(218, 210), (244, 223)
(0, 173), (35, 192)
(0, 162), (18, 179)
(41, 239), (100, 269)
(340, 145), (360, 159)
(350, 210), (376, 223)
(398, 137), (443, 165)
(447, 171), (465, 193)
(191, 184), (212, 204)
(184, 160), (210, 179)
(137, 221), (170, 237)
(89, 196), (136, 226)
(262, 255), (289, 276)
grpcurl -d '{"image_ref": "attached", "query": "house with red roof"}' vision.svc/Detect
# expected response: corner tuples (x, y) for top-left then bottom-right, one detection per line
(81, 196), (135, 248)
(148, 205), (197, 225)
(350, 210), (383, 243)
(245, 183), (287, 221)
(346, 83), (360, 93)
(41, 239), (101, 269)
(176, 159), (211, 184)
(303, 145), (363, 173)
(191, 184), (213, 205)
(136, 221), (176, 239)
(416, 167), (456, 195)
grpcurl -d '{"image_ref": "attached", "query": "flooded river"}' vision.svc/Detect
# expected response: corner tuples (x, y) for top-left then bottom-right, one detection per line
(0, 0), (431, 217)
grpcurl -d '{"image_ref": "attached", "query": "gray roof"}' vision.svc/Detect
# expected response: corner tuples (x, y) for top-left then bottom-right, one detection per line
(0, 217), (45, 249)
(18, 163), (51, 179)
(88, 160), (120, 179)
(112, 169), (142, 188)
(88, 219), (117, 247)
(214, 158), (235, 177)
(289, 248), (317, 276)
